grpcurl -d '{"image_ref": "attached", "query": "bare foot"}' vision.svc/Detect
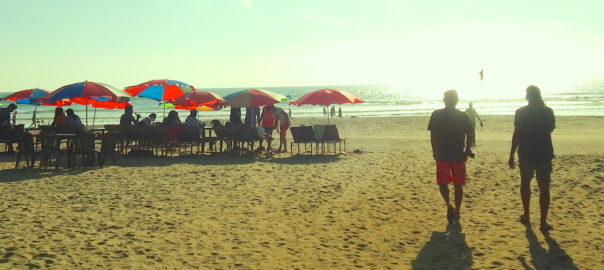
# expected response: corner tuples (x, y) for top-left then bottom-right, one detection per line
(447, 205), (455, 224)
(518, 214), (530, 225)
(539, 223), (553, 232)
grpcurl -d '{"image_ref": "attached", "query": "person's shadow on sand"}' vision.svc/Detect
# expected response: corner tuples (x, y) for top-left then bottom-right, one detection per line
(518, 226), (578, 270)
(411, 223), (473, 270)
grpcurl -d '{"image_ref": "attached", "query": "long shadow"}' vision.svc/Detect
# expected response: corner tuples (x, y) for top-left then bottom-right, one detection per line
(411, 223), (473, 270)
(0, 168), (91, 183)
(518, 226), (578, 270)
(0, 152), (341, 181)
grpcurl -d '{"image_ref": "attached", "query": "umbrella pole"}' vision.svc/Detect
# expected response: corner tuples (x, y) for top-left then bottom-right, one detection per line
(85, 103), (89, 128)
(92, 106), (97, 128)
(163, 103), (166, 119)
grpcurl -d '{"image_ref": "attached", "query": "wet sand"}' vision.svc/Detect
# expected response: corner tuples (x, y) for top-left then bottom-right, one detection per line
(0, 115), (602, 269)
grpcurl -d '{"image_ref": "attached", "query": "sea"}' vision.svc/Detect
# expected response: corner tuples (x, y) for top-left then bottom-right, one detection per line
(2, 80), (603, 127)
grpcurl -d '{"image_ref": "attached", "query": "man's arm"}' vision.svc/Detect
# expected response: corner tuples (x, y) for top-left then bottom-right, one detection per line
(508, 127), (520, 169)
(476, 111), (483, 127)
(430, 132), (438, 160)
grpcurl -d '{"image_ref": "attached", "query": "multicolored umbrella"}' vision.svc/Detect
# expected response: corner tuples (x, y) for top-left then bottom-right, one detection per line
(289, 88), (363, 107)
(289, 88), (363, 123)
(45, 81), (128, 105)
(2, 88), (50, 105)
(44, 81), (130, 126)
(223, 89), (287, 107)
(124, 79), (194, 101)
(169, 90), (226, 111)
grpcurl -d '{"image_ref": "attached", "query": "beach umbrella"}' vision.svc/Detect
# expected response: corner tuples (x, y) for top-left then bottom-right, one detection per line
(124, 79), (194, 101)
(289, 88), (363, 123)
(223, 89), (287, 107)
(2, 88), (50, 105)
(2, 88), (52, 127)
(169, 90), (226, 111)
(224, 89), (287, 126)
(124, 79), (195, 117)
(44, 81), (130, 127)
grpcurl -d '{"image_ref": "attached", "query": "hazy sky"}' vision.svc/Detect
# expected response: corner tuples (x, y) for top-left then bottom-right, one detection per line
(1, 0), (603, 97)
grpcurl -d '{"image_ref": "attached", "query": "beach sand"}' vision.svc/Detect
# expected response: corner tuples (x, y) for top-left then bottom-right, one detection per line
(0, 115), (602, 269)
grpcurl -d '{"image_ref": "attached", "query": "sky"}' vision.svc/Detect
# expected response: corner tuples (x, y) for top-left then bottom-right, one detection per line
(1, 0), (603, 98)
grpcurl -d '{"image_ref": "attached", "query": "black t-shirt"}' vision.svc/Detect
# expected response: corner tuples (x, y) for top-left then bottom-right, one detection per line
(0, 108), (10, 127)
(514, 105), (555, 162)
(120, 114), (135, 126)
(428, 108), (473, 161)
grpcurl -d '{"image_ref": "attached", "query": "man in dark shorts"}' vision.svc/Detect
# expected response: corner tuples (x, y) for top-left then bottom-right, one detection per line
(428, 90), (473, 224)
(508, 85), (555, 231)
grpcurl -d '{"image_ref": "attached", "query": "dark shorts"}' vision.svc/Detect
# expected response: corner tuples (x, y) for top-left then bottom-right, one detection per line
(263, 127), (274, 136)
(519, 160), (552, 183)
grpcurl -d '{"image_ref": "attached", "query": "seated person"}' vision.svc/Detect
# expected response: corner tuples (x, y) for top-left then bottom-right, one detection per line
(120, 105), (140, 126)
(185, 110), (205, 137)
(162, 110), (182, 126)
(0, 104), (17, 132)
(51, 107), (67, 128)
(65, 109), (86, 132)
(138, 113), (157, 127)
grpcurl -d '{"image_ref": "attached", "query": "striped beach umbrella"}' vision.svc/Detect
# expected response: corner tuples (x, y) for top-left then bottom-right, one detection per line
(124, 79), (194, 101)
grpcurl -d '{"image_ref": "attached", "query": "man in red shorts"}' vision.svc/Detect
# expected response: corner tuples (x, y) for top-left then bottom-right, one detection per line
(428, 90), (473, 224)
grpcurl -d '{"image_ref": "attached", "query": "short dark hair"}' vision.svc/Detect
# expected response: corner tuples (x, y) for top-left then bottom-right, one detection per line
(526, 85), (544, 105)
(443, 90), (459, 107)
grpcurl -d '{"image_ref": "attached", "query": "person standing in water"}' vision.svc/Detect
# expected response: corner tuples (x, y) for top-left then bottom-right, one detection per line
(509, 85), (555, 232)
(465, 102), (483, 147)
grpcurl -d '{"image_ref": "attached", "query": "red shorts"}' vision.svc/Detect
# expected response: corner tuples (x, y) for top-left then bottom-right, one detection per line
(436, 161), (466, 185)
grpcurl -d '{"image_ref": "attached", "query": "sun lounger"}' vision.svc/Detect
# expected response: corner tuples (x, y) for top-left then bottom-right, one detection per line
(290, 126), (317, 156)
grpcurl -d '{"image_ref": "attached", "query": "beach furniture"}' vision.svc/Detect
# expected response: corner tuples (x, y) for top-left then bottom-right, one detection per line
(68, 132), (96, 169)
(317, 125), (346, 154)
(290, 126), (317, 156)
(97, 131), (122, 167)
(15, 131), (36, 168)
(34, 130), (61, 168)
(179, 126), (202, 155)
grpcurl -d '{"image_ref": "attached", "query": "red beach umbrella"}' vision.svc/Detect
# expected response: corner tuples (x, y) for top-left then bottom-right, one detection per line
(289, 88), (363, 107)
(289, 88), (363, 123)
(169, 90), (226, 110)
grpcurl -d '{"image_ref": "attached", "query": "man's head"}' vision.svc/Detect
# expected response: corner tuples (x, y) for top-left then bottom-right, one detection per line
(149, 113), (156, 121)
(125, 105), (133, 114)
(65, 109), (74, 115)
(7, 104), (17, 112)
(526, 85), (544, 106)
(189, 110), (198, 117)
(469, 102), (474, 108)
(55, 107), (64, 114)
(443, 90), (459, 108)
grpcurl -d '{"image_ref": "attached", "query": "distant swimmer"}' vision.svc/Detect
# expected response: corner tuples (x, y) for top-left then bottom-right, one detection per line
(509, 85), (555, 232)
(428, 90), (474, 224)
(465, 102), (483, 147)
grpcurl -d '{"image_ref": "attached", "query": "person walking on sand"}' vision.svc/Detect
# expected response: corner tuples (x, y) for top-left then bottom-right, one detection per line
(465, 102), (483, 147)
(428, 90), (474, 224)
(509, 85), (555, 232)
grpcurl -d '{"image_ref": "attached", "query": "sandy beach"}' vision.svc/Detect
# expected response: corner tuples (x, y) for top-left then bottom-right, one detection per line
(0, 115), (602, 269)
